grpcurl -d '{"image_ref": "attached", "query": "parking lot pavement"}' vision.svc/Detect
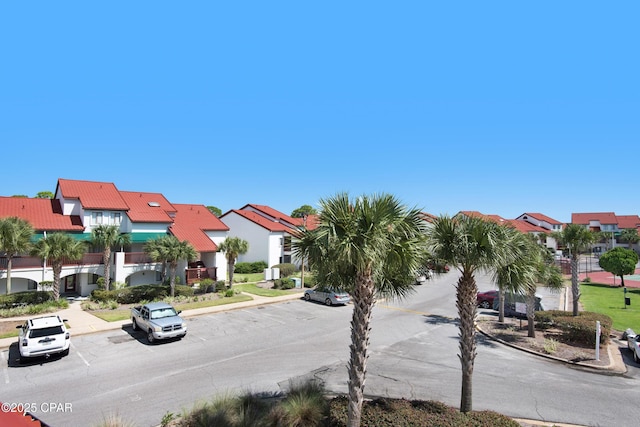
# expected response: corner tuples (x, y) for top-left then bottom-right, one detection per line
(0, 291), (305, 350)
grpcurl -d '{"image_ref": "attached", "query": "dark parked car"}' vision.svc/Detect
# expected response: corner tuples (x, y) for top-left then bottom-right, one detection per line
(477, 290), (499, 309)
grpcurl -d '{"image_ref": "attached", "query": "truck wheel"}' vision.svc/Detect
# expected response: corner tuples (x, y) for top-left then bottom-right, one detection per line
(132, 319), (139, 331)
(147, 330), (155, 344)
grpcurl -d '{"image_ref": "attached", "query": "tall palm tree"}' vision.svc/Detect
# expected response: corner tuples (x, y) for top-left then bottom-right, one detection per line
(620, 228), (640, 250)
(145, 235), (197, 297)
(31, 233), (86, 300)
(426, 215), (517, 413)
(90, 224), (131, 291)
(492, 228), (536, 324)
(217, 237), (249, 287)
(552, 224), (595, 316)
(293, 193), (427, 427)
(0, 217), (34, 295)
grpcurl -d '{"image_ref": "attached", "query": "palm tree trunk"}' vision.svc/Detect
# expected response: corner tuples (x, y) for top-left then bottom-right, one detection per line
(498, 288), (505, 323)
(103, 247), (112, 291)
(228, 260), (234, 288)
(6, 257), (12, 295)
(347, 271), (375, 427)
(457, 270), (477, 413)
(526, 290), (536, 338)
(52, 263), (61, 301)
(169, 263), (177, 297)
(571, 255), (580, 316)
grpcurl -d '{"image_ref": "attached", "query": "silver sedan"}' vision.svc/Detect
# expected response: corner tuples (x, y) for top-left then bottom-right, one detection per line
(303, 287), (351, 306)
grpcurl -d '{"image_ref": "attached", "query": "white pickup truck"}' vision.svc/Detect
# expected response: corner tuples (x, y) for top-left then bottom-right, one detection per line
(131, 302), (187, 343)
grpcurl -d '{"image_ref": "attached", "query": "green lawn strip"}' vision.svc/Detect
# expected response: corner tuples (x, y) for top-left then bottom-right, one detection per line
(234, 273), (265, 283)
(87, 294), (255, 322)
(232, 283), (292, 297)
(1, 330), (19, 339)
(580, 282), (640, 332)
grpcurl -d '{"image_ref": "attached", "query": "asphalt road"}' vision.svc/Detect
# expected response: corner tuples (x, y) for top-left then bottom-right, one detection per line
(2, 270), (639, 427)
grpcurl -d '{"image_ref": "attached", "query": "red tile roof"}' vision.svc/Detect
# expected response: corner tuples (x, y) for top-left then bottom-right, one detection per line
(520, 212), (562, 225)
(0, 197), (84, 231)
(457, 211), (507, 224)
(241, 204), (299, 227)
(226, 209), (292, 232)
(571, 212), (618, 225)
(56, 178), (129, 210)
(170, 204), (229, 252)
(120, 191), (176, 223)
(505, 219), (549, 234)
(616, 215), (640, 229)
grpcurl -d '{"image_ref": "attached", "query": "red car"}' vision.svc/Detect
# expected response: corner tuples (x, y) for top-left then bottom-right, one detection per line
(476, 290), (499, 309)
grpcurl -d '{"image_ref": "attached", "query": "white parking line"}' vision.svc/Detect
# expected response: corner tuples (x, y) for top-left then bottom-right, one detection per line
(71, 343), (91, 366)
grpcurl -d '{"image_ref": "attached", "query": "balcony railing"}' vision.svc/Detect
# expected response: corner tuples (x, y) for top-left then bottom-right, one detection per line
(124, 252), (153, 264)
(186, 267), (217, 285)
(0, 253), (106, 269)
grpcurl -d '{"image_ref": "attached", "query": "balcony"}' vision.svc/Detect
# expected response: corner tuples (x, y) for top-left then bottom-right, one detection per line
(186, 267), (217, 285)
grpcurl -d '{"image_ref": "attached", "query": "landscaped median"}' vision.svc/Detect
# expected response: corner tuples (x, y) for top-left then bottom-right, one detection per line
(83, 282), (301, 322)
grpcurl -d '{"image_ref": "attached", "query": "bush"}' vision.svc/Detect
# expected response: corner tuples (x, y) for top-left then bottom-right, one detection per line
(273, 278), (295, 290)
(272, 263), (296, 278)
(0, 291), (53, 309)
(535, 310), (612, 346)
(234, 261), (268, 274)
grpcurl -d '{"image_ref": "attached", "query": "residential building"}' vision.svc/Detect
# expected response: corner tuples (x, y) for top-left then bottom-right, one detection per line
(0, 179), (229, 296)
(219, 204), (314, 269)
(572, 212), (640, 253)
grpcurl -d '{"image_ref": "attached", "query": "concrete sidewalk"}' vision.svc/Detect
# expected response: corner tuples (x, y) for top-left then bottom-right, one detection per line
(0, 291), (305, 350)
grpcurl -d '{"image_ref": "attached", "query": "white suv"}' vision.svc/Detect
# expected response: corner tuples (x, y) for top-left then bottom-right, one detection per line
(16, 315), (70, 360)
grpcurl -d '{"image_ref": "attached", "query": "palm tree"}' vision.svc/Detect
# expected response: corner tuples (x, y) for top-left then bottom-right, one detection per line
(293, 193), (427, 427)
(552, 224), (595, 316)
(0, 217), (34, 295)
(492, 228), (536, 324)
(217, 237), (249, 287)
(426, 215), (517, 413)
(90, 224), (131, 291)
(620, 228), (640, 250)
(31, 233), (86, 300)
(145, 235), (197, 297)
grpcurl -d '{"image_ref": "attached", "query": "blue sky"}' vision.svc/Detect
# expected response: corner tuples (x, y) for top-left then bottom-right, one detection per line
(1, 2), (638, 224)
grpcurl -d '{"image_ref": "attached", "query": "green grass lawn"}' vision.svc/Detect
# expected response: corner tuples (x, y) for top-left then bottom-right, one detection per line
(232, 283), (295, 297)
(580, 282), (640, 332)
(88, 294), (254, 322)
(233, 272), (265, 283)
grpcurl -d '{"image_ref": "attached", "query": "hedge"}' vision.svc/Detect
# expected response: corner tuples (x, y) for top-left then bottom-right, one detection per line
(91, 284), (195, 304)
(0, 291), (53, 309)
(536, 310), (612, 346)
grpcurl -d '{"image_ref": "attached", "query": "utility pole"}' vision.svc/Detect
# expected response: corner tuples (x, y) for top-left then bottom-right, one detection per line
(300, 213), (308, 289)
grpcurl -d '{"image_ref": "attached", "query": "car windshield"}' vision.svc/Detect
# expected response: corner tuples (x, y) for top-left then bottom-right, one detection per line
(29, 326), (64, 338)
(150, 308), (177, 319)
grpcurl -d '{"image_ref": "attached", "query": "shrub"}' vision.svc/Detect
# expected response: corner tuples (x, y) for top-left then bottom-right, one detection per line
(234, 261), (268, 274)
(273, 278), (295, 290)
(535, 310), (612, 346)
(272, 263), (296, 278)
(197, 279), (215, 294)
(215, 281), (227, 292)
(0, 291), (53, 309)
(224, 289), (235, 298)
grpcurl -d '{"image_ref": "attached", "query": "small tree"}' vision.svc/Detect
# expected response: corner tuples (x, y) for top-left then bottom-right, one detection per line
(599, 247), (639, 288)
(217, 237), (249, 287)
(291, 205), (317, 218)
(552, 224), (595, 316)
(145, 235), (197, 297)
(91, 224), (131, 291)
(0, 217), (34, 294)
(206, 206), (222, 217)
(31, 233), (86, 300)
(619, 228), (640, 250)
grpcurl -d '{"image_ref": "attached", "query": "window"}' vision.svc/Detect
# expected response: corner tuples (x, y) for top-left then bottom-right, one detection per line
(92, 212), (103, 225)
(113, 212), (121, 225)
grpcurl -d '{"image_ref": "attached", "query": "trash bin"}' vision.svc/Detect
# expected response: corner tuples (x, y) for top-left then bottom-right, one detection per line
(292, 278), (301, 289)
(625, 297), (631, 306)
